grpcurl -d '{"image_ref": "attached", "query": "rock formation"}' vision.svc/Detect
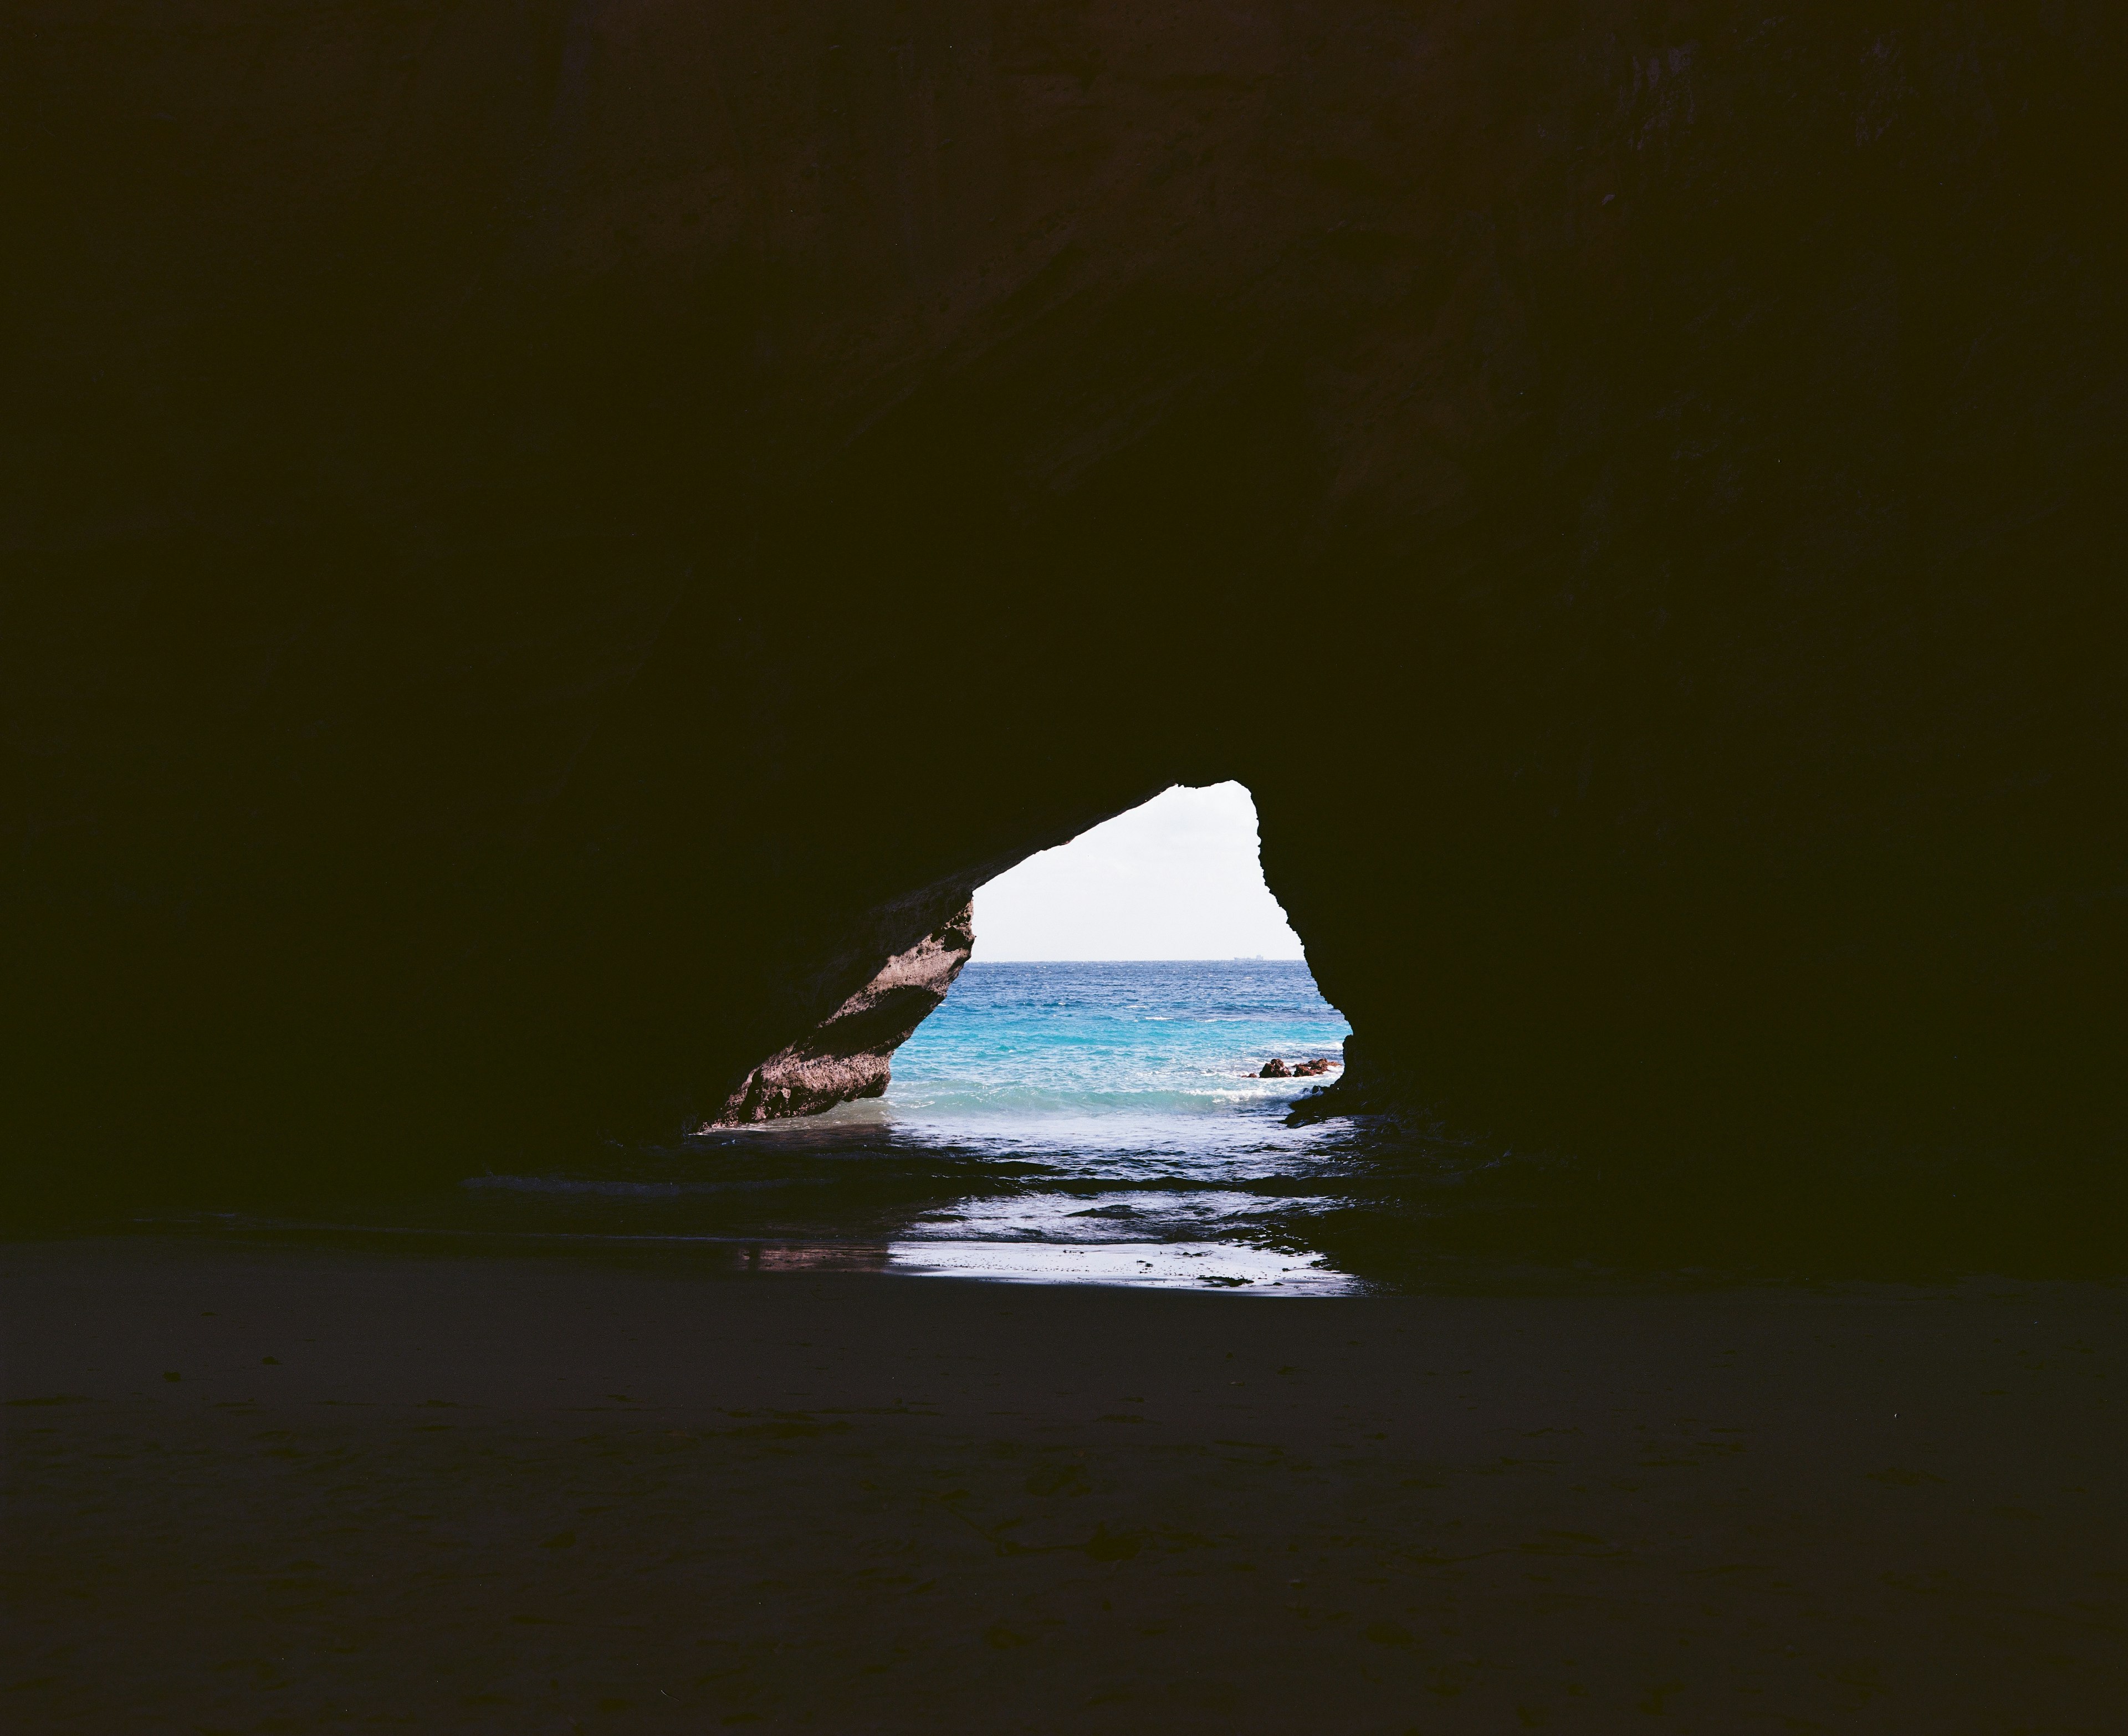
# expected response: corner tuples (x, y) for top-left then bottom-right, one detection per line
(708, 906), (973, 1125)
(4, 3), (2124, 1256)
(1260, 1057), (1335, 1079)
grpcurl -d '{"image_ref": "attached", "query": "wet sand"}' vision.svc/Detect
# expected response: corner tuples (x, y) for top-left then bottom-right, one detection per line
(3, 1236), (2122, 1732)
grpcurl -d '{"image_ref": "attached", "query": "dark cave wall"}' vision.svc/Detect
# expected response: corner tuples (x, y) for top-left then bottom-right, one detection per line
(3, 2), (2123, 1213)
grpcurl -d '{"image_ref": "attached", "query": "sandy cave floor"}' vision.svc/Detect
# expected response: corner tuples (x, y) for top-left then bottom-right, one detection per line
(3, 1236), (2124, 1732)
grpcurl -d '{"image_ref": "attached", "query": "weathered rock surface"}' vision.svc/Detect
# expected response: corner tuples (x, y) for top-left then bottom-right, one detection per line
(1261, 1057), (1336, 1079)
(3, 3), (2124, 1256)
(708, 905), (973, 1126)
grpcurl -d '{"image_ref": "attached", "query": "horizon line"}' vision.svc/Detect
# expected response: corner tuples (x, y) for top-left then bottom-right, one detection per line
(963, 955), (1308, 963)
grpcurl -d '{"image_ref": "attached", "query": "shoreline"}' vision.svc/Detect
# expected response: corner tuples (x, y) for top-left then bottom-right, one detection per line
(6, 1233), (2124, 1730)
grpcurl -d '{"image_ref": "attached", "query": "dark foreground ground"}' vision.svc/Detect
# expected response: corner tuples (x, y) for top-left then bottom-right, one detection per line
(3, 1237), (2123, 1733)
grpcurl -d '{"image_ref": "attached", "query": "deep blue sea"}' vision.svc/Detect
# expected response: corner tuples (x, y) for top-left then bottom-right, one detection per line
(446, 961), (1374, 1292)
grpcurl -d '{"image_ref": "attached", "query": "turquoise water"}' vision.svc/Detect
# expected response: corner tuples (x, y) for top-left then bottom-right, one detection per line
(886, 959), (1349, 1129)
(445, 961), (1370, 1291)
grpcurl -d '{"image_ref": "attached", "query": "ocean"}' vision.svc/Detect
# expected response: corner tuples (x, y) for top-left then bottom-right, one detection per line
(447, 960), (1373, 1292)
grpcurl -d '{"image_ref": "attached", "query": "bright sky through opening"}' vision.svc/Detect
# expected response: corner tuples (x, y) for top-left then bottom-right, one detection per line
(971, 781), (1306, 961)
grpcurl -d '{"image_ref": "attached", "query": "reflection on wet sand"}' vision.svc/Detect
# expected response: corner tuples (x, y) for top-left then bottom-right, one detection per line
(745, 1242), (891, 1274)
(886, 1238), (1356, 1292)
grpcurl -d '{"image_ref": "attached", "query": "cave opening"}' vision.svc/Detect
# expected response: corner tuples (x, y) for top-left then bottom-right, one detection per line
(888, 780), (1345, 1107)
(843, 782), (1357, 1288)
(447, 785), (1364, 1291)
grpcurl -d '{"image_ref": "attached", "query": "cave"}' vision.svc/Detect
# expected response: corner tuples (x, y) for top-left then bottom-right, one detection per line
(5, 3), (2124, 1269)
(708, 781), (1324, 1129)
(9, 14), (2128, 1726)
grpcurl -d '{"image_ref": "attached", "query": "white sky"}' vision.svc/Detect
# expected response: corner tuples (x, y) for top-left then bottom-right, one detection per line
(971, 781), (1305, 961)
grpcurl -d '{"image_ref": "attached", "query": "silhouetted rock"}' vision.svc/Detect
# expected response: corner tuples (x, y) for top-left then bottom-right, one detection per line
(707, 906), (973, 1125)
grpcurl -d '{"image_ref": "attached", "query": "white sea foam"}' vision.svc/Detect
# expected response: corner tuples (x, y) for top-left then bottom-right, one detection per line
(885, 1239), (1358, 1293)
